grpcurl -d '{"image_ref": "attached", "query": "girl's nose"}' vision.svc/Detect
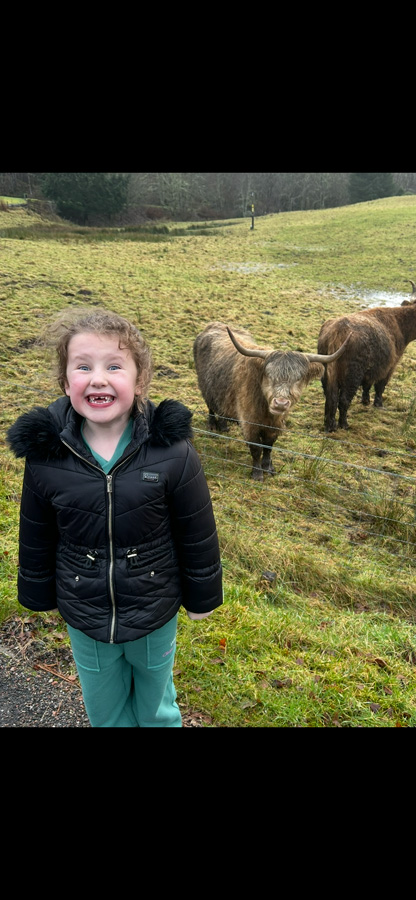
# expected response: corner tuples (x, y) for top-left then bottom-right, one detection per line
(90, 369), (108, 386)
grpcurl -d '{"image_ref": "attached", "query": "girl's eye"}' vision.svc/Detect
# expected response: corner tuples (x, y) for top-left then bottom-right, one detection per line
(108, 365), (121, 371)
(78, 365), (90, 371)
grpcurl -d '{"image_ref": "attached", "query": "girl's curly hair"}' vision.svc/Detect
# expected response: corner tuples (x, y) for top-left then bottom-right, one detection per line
(45, 307), (153, 410)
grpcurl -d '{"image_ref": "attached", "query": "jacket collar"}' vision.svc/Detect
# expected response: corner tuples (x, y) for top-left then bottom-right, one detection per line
(7, 396), (193, 462)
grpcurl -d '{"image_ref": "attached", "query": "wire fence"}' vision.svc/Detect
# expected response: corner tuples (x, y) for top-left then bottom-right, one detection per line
(190, 409), (416, 569)
(2, 371), (416, 568)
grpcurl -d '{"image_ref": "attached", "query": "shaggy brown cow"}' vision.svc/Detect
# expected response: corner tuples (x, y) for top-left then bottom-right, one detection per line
(193, 322), (350, 481)
(317, 282), (416, 432)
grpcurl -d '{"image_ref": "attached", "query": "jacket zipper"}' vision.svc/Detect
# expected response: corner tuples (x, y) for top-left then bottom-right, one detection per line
(60, 439), (138, 643)
(106, 473), (116, 642)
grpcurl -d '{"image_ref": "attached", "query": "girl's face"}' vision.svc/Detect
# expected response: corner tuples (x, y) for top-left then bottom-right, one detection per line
(65, 332), (140, 428)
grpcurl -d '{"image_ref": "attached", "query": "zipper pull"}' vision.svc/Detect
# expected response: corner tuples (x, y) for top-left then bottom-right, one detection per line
(107, 475), (113, 493)
(85, 550), (98, 568)
(127, 549), (139, 569)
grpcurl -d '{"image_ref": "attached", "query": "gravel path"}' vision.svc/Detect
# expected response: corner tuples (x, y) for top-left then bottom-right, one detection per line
(1, 615), (89, 727)
(1, 641), (90, 727)
(0, 615), (209, 727)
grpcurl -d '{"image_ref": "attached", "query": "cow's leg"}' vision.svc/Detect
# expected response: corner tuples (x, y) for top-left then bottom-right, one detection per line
(244, 426), (264, 481)
(339, 380), (360, 429)
(207, 409), (218, 431)
(361, 377), (372, 405)
(373, 376), (390, 407)
(338, 395), (350, 429)
(261, 446), (275, 476)
(338, 383), (356, 429)
(258, 429), (276, 476)
(323, 380), (339, 432)
(217, 415), (230, 433)
(208, 409), (230, 432)
(249, 444), (264, 481)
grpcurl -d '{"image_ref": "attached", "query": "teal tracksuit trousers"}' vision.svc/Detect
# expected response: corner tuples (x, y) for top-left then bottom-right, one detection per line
(67, 615), (181, 727)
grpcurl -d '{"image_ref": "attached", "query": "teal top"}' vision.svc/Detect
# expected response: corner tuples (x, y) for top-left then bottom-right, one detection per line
(81, 419), (133, 474)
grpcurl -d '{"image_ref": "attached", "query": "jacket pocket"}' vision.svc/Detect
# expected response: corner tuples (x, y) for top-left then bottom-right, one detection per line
(123, 547), (179, 594)
(56, 546), (103, 596)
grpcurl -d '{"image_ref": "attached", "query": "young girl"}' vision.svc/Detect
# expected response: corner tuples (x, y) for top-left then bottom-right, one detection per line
(7, 308), (223, 727)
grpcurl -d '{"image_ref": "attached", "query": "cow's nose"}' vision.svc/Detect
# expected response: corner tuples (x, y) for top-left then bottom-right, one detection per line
(272, 397), (290, 410)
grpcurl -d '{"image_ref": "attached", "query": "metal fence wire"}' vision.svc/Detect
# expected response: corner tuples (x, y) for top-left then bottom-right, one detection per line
(2, 376), (416, 568)
(190, 409), (416, 568)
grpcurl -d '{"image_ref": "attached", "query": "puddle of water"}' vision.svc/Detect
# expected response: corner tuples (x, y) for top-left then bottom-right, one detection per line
(356, 290), (413, 308)
(328, 285), (415, 308)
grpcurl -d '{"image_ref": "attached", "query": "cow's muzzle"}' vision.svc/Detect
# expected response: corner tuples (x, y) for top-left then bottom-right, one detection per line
(270, 398), (290, 412)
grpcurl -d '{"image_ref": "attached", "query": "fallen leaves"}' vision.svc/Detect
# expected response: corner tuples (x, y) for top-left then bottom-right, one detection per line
(271, 678), (293, 689)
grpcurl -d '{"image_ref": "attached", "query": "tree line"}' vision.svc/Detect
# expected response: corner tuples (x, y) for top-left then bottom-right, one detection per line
(1, 172), (415, 226)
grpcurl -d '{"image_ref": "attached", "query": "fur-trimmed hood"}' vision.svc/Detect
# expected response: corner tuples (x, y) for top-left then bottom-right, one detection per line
(7, 395), (193, 462)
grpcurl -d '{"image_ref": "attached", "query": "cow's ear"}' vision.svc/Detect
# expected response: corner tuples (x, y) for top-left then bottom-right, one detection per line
(308, 362), (325, 381)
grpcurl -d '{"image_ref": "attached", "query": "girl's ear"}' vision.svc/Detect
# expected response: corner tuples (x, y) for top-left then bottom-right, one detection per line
(64, 380), (71, 396)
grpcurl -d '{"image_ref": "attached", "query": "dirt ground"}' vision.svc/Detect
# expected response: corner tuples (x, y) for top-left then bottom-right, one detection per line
(0, 615), (211, 728)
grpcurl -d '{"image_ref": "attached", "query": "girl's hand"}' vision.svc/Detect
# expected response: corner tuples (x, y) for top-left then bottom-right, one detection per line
(186, 610), (214, 620)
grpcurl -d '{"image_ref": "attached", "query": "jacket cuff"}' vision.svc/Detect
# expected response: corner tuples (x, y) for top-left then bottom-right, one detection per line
(18, 571), (57, 612)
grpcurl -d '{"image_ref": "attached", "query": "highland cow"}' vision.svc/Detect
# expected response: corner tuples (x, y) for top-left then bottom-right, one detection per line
(193, 322), (350, 481)
(317, 281), (416, 432)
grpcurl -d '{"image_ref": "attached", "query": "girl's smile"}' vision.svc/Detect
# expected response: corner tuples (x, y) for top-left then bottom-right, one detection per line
(87, 394), (116, 405)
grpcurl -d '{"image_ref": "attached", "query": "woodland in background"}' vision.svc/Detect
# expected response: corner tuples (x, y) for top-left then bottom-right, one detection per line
(1, 173), (415, 226)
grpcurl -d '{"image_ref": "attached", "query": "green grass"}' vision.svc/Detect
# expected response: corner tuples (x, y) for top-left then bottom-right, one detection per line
(0, 196), (27, 206)
(2, 197), (416, 727)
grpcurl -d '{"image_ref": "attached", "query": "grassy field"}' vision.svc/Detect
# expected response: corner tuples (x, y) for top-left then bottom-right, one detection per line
(1, 196), (416, 727)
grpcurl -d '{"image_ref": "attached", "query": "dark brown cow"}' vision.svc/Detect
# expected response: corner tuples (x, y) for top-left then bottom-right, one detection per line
(317, 282), (416, 432)
(193, 321), (350, 481)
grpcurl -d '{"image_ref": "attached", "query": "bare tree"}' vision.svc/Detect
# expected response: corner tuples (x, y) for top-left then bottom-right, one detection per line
(394, 173), (416, 194)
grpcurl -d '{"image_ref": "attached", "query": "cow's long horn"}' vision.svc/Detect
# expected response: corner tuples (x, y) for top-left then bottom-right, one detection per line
(408, 280), (416, 295)
(227, 327), (269, 358)
(306, 332), (352, 364)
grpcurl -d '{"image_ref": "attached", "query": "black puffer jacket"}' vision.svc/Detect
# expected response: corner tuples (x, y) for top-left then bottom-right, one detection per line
(7, 396), (223, 643)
